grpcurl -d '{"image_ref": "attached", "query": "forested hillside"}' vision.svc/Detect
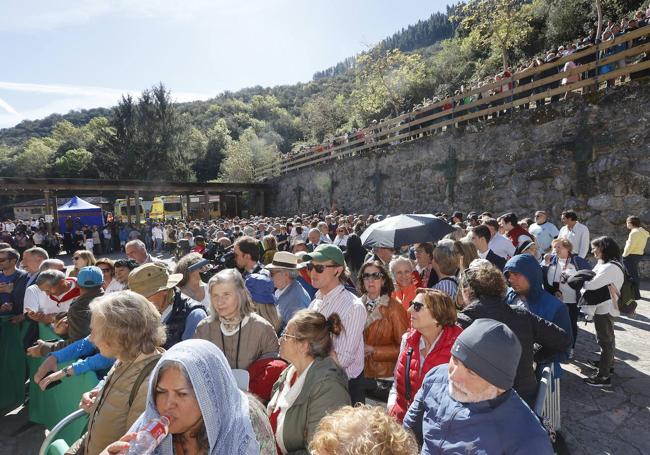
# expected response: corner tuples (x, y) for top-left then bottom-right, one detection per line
(0, 0), (646, 183)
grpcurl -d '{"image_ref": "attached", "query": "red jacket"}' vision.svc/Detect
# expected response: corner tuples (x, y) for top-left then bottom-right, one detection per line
(506, 225), (532, 248)
(389, 325), (463, 422)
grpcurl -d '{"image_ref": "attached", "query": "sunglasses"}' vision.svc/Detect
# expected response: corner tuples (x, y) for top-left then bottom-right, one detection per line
(72, 257), (82, 261)
(99, 268), (111, 273)
(409, 301), (425, 312)
(362, 272), (384, 281)
(306, 263), (339, 273)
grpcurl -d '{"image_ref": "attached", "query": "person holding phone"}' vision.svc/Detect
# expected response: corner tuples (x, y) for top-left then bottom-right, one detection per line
(542, 237), (591, 354)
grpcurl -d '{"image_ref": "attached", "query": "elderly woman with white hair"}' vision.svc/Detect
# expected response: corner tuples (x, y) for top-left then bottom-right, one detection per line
(194, 268), (279, 370)
(390, 256), (418, 311)
(66, 290), (166, 455)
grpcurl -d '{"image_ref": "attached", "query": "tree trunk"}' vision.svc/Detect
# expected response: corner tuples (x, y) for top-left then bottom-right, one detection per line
(596, 0), (602, 41)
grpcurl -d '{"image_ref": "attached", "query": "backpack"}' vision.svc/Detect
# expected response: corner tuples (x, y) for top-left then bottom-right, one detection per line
(611, 261), (637, 316)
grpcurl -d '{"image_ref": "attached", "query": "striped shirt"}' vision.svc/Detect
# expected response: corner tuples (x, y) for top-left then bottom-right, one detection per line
(432, 276), (458, 301)
(309, 284), (367, 378)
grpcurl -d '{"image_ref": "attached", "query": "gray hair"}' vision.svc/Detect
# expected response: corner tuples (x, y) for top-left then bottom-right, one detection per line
(36, 269), (66, 286)
(389, 256), (414, 276)
(207, 268), (255, 319)
(23, 247), (49, 261)
(89, 290), (166, 361)
(308, 228), (321, 236)
(39, 259), (65, 272)
(273, 268), (299, 280)
(125, 239), (146, 251)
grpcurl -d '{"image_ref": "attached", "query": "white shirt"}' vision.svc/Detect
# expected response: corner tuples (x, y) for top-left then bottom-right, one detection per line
(489, 234), (515, 259)
(581, 261), (624, 317)
(547, 258), (578, 304)
(104, 279), (126, 293)
(309, 284), (367, 378)
(528, 222), (559, 252)
(559, 222), (590, 258)
(23, 284), (70, 314)
(152, 226), (164, 239)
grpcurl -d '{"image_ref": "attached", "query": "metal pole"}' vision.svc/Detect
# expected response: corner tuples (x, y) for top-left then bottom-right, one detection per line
(43, 189), (52, 233)
(125, 195), (131, 223)
(134, 190), (141, 225)
(203, 190), (210, 221)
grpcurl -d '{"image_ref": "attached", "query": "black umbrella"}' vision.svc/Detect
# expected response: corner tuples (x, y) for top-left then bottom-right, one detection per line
(360, 214), (454, 249)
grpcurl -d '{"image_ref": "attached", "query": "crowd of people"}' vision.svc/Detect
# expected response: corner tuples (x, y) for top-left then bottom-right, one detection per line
(273, 11), (650, 175)
(0, 205), (648, 454)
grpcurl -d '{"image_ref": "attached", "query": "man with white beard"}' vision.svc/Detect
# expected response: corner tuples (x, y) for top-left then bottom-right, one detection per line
(403, 319), (553, 455)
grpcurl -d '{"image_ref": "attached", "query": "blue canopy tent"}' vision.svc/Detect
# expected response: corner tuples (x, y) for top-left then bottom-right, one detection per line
(57, 197), (104, 233)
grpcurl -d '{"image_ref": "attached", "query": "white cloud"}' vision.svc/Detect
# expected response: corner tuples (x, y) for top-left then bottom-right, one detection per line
(0, 0), (276, 32)
(0, 81), (212, 129)
(0, 96), (20, 116)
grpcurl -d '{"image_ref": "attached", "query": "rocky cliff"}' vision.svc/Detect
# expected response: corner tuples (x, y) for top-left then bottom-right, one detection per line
(268, 81), (650, 272)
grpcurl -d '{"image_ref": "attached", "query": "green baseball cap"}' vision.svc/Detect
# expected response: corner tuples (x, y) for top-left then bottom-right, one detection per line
(304, 244), (346, 267)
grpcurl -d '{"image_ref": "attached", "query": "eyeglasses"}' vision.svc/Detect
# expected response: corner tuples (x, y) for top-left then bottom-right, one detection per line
(409, 301), (425, 312)
(279, 332), (300, 342)
(362, 272), (383, 281)
(306, 263), (339, 273)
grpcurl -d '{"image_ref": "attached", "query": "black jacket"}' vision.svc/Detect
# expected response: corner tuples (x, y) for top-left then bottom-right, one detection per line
(486, 250), (506, 271)
(164, 289), (207, 349)
(458, 295), (571, 406)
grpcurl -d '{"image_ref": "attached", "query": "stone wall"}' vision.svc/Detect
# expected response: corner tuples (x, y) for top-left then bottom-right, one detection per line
(268, 82), (650, 273)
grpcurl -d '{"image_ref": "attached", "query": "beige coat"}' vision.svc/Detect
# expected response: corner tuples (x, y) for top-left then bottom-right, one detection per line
(194, 313), (279, 370)
(67, 350), (163, 455)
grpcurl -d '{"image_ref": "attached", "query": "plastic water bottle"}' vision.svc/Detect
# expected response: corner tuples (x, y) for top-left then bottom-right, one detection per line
(126, 416), (170, 455)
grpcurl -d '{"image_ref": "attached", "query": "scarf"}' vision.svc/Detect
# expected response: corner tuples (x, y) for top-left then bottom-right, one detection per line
(220, 313), (244, 333)
(128, 339), (258, 455)
(267, 362), (314, 454)
(361, 294), (390, 328)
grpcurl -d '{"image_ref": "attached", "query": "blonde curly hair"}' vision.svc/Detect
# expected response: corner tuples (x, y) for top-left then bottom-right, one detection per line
(309, 405), (418, 455)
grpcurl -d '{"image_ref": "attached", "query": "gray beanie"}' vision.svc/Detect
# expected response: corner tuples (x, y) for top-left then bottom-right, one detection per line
(451, 318), (522, 390)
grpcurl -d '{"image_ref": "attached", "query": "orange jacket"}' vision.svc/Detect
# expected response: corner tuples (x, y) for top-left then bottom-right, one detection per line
(392, 283), (418, 311)
(363, 296), (409, 378)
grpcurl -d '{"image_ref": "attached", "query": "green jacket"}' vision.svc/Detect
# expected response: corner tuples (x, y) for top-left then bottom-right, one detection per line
(270, 356), (350, 454)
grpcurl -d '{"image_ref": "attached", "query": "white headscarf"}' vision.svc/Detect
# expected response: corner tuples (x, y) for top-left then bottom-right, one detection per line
(129, 339), (259, 455)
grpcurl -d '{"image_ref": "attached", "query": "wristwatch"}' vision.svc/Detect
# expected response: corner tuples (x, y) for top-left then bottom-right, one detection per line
(64, 366), (73, 377)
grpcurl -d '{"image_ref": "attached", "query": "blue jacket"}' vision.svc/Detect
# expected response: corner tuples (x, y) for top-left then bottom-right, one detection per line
(296, 275), (317, 300)
(50, 335), (115, 377)
(276, 280), (310, 332)
(403, 365), (553, 455)
(504, 254), (572, 365)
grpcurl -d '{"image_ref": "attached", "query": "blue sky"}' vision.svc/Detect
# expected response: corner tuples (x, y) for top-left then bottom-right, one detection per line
(0, 0), (449, 129)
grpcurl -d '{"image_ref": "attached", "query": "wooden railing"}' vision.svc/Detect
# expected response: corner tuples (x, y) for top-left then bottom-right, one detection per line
(256, 25), (650, 181)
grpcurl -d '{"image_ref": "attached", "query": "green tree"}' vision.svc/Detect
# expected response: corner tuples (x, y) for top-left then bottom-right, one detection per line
(301, 94), (349, 143)
(12, 138), (55, 177)
(455, 0), (533, 71)
(54, 148), (95, 177)
(351, 49), (427, 123)
(218, 128), (279, 182)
